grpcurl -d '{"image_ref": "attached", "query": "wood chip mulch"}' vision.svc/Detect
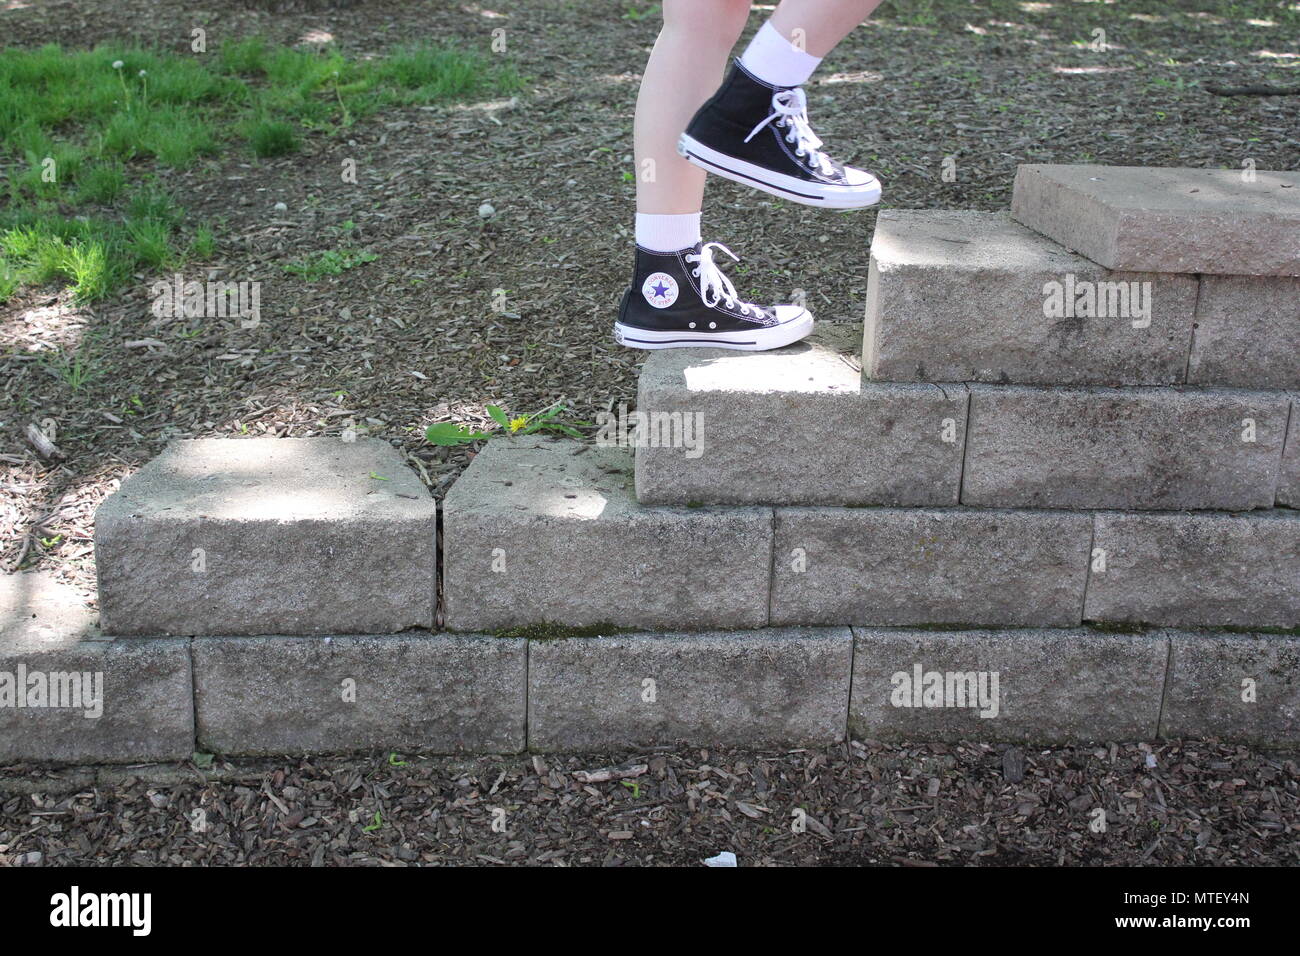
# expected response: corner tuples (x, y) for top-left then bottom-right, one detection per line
(2, 739), (1297, 866)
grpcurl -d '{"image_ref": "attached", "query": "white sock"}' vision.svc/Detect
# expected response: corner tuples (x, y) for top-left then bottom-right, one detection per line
(635, 212), (701, 253)
(740, 20), (822, 88)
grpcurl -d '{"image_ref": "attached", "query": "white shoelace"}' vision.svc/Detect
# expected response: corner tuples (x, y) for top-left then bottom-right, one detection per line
(686, 242), (756, 316)
(744, 87), (834, 178)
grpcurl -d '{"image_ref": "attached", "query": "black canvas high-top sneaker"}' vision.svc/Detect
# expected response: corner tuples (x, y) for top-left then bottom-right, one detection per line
(614, 240), (813, 351)
(678, 60), (881, 209)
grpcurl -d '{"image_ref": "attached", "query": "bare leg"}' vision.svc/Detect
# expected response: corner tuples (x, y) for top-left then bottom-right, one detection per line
(768, 0), (886, 57)
(633, 0), (751, 214)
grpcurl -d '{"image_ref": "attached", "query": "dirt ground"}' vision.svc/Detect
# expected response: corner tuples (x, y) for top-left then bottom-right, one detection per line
(2, 0), (1298, 867)
(3, 739), (1298, 866)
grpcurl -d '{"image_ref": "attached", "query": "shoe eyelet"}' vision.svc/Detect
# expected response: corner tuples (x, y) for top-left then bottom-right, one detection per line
(709, 321), (716, 329)
(688, 322), (696, 329)
(692, 269), (699, 276)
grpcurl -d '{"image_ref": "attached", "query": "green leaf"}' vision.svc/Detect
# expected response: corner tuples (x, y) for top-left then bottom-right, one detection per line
(425, 422), (489, 445)
(485, 404), (510, 428)
(530, 404), (563, 423)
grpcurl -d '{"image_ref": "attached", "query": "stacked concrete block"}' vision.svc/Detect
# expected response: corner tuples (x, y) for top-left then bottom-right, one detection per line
(961, 385), (1288, 510)
(1161, 632), (1300, 746)
(863, 210), (1198, 385)
(770, 508), (1092, 627)
(849, 627), (1167, 743)
(528, 628), (852, 750)
(636, 323), (967, 506)
(95, 437), (436, 636)
(0, 572), (193, 764)
(1186, 277), (1300, 388)
(442, 437), (772, 631)
(1009, 164), (1300, 276)
(193, 633), (526, 755)
(1084, 511), (1300, 629)
(1278, 393), (1300, 508)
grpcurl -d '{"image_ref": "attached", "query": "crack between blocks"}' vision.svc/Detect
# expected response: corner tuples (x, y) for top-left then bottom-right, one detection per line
(843, 627), (857, 745)
(955, 383), (975, 504)
(1079, 513), (1099, 625)
(766, 508), (777, 627)
(186, 636), (199, 756)
(434, 499), (445, 631)
(523, 638), (532, 755)
(1276, 395), (1295, 506)
(1154, 632), (1173, 740)
(1182, 274), (1203, 384)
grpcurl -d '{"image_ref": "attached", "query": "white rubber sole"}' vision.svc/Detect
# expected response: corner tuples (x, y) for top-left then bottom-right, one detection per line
(614, 308), (814, 352)
(678, 133), (881, 209)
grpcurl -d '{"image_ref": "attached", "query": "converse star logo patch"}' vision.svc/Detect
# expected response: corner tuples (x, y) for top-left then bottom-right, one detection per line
(642, 272), (679, 309)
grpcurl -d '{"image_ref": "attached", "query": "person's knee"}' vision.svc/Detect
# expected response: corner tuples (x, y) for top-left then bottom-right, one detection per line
(662, 0), (751, 48)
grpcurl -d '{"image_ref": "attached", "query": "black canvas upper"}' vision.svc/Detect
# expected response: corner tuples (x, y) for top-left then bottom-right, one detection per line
(618, 242), (779, 333)
(683, 60), (858, 188)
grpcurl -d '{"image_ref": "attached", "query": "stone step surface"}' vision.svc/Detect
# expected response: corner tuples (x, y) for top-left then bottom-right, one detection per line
(771, 508), (1093, 627)
(962, 385), (1289, 510)
(1010, 164), (1300, 275)
(442, 437), (772, 631)
(193, 633), (526, 755)
(849, 627), (1167, 743)
(95, 437), (437, 636)
(1084, 511), (1300, 629)
(528, 628), (852, 751)
(863, 210), (1199, 385)
(0, 573), (193, 764)
(634, 323), (968, 506)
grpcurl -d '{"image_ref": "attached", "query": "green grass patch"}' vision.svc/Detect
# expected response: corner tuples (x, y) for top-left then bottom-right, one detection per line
(0, 186), (182, 303)
(282, 247), (379, 280)
(0, 38), (524, 303)
(246, 118), (298, 157)
(189, 226), (217, 260)
(74, 162), (126, 204)
(0, 258), (19, 302)
(39, 332), (104, 393)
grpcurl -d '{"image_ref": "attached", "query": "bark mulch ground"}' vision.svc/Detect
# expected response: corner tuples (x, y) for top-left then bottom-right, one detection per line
(2, 739), (1297, 866)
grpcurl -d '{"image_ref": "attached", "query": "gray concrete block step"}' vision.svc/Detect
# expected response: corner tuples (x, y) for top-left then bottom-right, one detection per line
(1010, 163), (1300, 276)
(864, 209), (1299, 388)
(94, 437), (437, 636)
(5, 573), (1294, 759)
(636, 334), (1294, 510)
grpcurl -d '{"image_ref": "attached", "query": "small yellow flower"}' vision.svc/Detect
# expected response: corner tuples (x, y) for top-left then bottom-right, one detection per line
(508, 416), (528, 432)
